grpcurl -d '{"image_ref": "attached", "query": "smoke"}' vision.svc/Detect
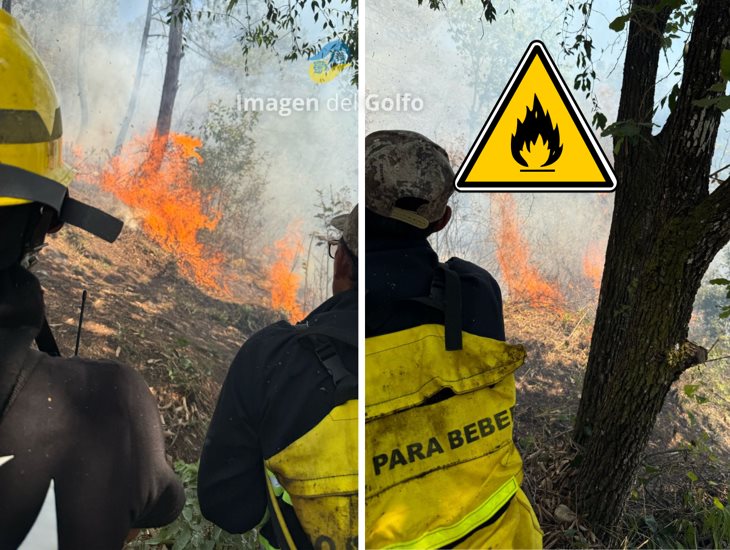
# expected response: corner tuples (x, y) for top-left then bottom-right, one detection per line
(12, 0), (356, 309)
(366, 0), (617, 305)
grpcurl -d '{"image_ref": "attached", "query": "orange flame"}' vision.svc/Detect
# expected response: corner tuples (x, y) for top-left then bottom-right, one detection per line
(85, 132), (225, 293)
(268, 221), (305, 323)
(493, 194), (564, 310)
(583, 240), (605, 290)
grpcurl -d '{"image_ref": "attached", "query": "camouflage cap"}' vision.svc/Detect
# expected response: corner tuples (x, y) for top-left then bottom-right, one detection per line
(330, 205), (358, 257)
(365, 130), (455, 229)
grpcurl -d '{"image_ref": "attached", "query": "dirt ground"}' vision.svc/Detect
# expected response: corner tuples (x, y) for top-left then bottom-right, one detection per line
(38, 222), (279, 463)
(37, 216), (729, 548)
(507, 303), (730, 548)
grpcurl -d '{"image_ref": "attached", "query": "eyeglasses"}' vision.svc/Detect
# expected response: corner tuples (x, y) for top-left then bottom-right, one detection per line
(327, 240), (339, 260)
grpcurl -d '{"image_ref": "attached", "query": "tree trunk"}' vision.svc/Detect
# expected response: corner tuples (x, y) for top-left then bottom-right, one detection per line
(114, 0), (154, 154)
(573, 0), (730, 536)
(155, 1), (185, 140)
(2, 0), (11, 14)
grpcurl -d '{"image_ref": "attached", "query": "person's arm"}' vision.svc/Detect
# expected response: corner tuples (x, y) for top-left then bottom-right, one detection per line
(119, 364), (186, 528)
(198, 341), (268, 533)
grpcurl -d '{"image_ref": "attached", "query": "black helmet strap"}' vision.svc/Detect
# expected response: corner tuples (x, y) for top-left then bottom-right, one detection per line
(0, 163), (123, 243)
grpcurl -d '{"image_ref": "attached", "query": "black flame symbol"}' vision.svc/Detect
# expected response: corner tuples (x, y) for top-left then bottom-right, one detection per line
(511, 95), (563, 168)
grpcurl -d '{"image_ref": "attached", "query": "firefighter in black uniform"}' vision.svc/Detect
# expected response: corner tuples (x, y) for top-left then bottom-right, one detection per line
(0, 10), (184, 548)
(199, 207), (358, 549)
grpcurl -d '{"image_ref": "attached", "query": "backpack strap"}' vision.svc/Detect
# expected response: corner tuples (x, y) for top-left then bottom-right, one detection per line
(367, 262), (463, 351)
(296, 311), (357, 406)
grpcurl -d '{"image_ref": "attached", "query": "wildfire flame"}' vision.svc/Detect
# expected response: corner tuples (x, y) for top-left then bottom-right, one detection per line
(493, 194), (564, 310)
(583, 240), (605, 290)
(511, 95), (563, 169)
(268, 221), (305, 323)
(85, 131), (226, 293)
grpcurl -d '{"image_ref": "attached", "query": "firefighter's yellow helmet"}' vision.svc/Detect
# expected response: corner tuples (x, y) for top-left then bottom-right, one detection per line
(0, 10), (122, 243)
(0, 9), (73, 207)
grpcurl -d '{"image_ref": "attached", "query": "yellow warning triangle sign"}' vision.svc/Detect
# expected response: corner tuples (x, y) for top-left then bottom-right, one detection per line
(455, 40), (616, 192)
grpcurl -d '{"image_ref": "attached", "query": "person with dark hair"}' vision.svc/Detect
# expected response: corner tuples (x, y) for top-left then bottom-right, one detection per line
(199, 206), (358, 550)
(364, 130), (543, 549)
(0, 10), (185, 548)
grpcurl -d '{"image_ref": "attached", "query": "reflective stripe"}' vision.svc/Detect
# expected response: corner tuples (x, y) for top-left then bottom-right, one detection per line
(0, 108), (62, 143)
(266, 470), (293, 506)
(265, 469), (297, 550)
(384, 477), (519, 550)
(259, 532), (279, 550)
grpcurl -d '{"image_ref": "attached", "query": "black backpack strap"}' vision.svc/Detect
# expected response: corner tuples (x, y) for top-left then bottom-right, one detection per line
(296, 311), (357, 407)
(441, 263), (463, 351)
(35, 314), (61, 357)
(366, 262), (463, 351)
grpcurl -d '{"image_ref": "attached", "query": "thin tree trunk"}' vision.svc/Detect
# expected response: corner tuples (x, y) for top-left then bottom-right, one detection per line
(2, 0), (11, 14)
(572, 0), (730, 537)
(114, 0), (154, 154)
(155, 1), (185, 140)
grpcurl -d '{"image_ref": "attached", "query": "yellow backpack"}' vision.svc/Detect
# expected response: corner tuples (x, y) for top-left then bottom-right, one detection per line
(365, 264), (542, 549)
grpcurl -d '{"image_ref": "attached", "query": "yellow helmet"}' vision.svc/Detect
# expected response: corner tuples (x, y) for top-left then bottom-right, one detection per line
(0, 9), (72, 205)
(0, 10), (121, 243)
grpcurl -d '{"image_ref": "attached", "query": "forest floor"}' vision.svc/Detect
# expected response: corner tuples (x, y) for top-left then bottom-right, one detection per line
(38, 217), (729, 549)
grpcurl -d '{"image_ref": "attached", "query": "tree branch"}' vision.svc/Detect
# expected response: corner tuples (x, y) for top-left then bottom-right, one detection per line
(615, 1), (671, 130)
(686, 180), (730, 267)
(667, 340), (708, 377)
(658, 1), (730, 205)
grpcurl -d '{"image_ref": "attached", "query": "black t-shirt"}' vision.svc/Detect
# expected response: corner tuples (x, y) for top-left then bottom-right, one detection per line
(366, 238), (505, 340)
(0, 267), (184, 550)
(197, 289), (357, 536)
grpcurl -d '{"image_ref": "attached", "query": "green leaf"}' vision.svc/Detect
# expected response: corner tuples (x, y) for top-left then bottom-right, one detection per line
(693, 97), (719, 108)
(592, 111), (607, 130)
(684, 384), (699, 397)
(713, 497), (725, 510)
(717, 96), (730, 111)
(668, 84), (680, 112)
(687, 471), (699, 482)
(609, 14), (629, 32)
(174, 528), (192, 549)
(721, 49), (730, 81)
(710, 278), (730, 285)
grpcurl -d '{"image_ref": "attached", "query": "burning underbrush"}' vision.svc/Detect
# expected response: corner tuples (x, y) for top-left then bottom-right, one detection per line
(267, 221), (306, 323)
(71, 131), (308, 320)
(490, 194), (607, 312)
(74, 132), (226, 294)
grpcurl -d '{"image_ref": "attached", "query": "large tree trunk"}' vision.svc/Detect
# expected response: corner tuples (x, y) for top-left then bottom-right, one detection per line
(114, 0), (154, 154)
(155, 1), (185, 139)
(573, 0), (730, 535)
